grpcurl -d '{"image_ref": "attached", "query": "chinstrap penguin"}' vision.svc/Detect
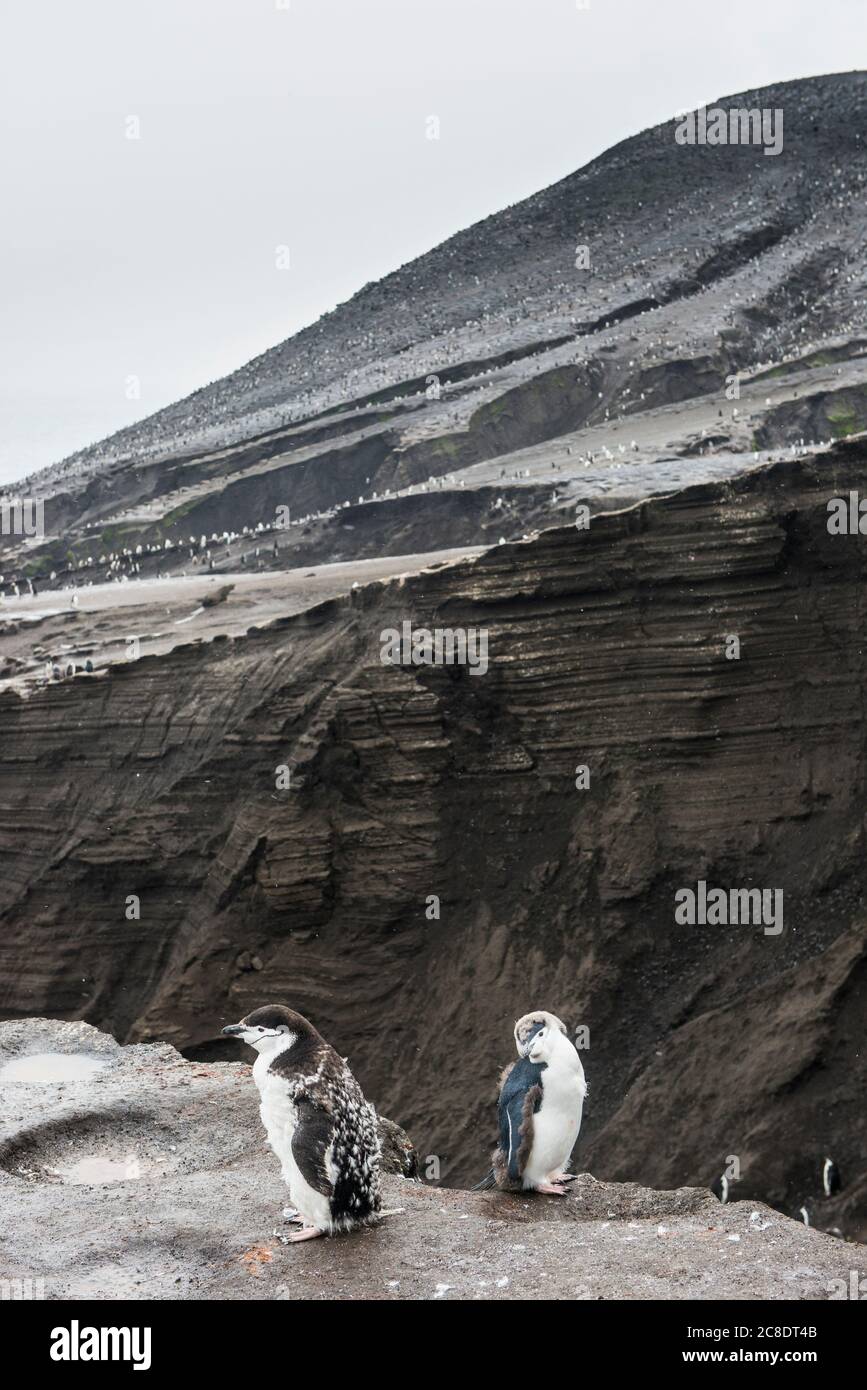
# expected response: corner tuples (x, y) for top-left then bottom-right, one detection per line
(822, 1157), (841, 1198)
(476, 1010), (587, 1195)
(222, 1004), (382, 1242)
(711, 1173), (730, 1204)
(793, 1158), (842, 1228)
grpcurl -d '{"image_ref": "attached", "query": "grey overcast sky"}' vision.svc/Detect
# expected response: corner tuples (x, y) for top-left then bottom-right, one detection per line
(1, 0), (863, 485)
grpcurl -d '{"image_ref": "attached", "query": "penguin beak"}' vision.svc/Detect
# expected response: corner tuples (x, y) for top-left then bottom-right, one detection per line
(222, 1024), (245, 1037)
(519, 1022), (546, 1058)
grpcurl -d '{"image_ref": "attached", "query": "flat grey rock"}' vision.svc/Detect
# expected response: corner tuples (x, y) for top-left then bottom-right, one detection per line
(0, 1020), (855, 1301)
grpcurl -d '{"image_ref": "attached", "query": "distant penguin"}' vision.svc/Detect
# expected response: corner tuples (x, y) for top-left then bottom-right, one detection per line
(711, 1173), (730, 1204)
(222, 1004), (382, 1241)
(822, 1157), (841, 1198)
(476, 1010), (586, 1194)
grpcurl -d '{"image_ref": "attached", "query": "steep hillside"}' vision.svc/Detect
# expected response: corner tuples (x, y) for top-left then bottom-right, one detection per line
(2, 73), (867, 590)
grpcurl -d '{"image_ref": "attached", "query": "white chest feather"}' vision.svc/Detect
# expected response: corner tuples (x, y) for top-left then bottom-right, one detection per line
(251, 1048), (333, 1229)
(524, 1044), (586, 1184)
(254, 1053), (298, 1160)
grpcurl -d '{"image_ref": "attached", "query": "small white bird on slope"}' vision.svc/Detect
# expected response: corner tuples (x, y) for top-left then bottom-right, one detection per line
(476, 1010), (587, 1195)
(222, 1004), (382, 1242)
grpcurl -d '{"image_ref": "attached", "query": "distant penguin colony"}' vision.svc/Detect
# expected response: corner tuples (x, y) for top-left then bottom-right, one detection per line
(476, 1010), (587, 1194)
(222, 1005), (382, 1242)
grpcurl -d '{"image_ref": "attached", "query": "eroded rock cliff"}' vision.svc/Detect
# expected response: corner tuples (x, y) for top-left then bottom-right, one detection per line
(1, 445), (866, 1237)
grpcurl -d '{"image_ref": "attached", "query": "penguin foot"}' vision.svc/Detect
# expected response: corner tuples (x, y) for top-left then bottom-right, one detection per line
(286, 1225), (325, 1243)
(282, 1206), (303, 1223)
(548, 1172), (578, 1183)
(535, 1181), (569, 1196)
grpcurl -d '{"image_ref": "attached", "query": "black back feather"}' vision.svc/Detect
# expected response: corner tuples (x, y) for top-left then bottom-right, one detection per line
(498, 1057), (546, 1181)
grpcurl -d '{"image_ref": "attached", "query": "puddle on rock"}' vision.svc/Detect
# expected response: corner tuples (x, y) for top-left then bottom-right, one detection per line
(0, 1053), (108, 1083)
(51, 1153), (152, 1184)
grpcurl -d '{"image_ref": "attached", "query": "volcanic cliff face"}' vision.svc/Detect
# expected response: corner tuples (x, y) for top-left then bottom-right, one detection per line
(2, 443), (867, 1239)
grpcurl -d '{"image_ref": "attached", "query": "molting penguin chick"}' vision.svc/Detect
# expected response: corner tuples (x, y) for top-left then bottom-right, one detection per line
(480, 1010), (587, 1195)
(222, 1004), (382, 1242)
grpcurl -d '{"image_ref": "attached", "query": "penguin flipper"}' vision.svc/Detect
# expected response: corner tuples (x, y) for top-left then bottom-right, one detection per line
(290, 1097), (335, 1199)
(497, 1057), (545, 1184)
